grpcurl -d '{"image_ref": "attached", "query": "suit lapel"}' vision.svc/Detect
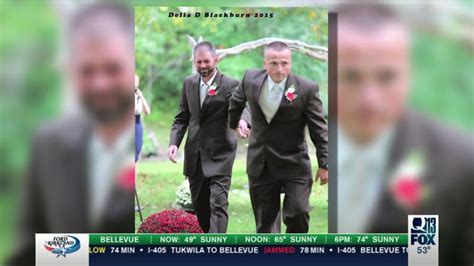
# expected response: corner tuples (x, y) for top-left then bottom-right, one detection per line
(386, 113), (417, 173)
(200, 70), (222, 121)
(189, 74), (201, 120)
(60, 118), (91, 230)
(251, 71), (269, 126)
(366, 111), (423, 231)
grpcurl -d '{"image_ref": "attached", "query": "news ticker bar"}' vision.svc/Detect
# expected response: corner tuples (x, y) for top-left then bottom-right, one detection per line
(89, 234), (407, 246)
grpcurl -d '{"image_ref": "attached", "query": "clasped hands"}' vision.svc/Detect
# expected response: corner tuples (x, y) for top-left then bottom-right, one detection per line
(234, 119), (250, 138)
(168, 120), (250, 163)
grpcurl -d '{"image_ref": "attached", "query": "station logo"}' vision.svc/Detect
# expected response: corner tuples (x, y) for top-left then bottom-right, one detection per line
(44, 235), (81, 258)
(410, 216), (436, 246)
(408, 215), (438, 266)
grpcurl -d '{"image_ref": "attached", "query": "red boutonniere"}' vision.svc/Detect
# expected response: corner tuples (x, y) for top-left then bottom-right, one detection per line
(207, 83), (219, 97)
(391, 175), (422, 210)
(285, 85), (297, 103)
(389, 150), (429, 210)
(117, 165), (135, 191)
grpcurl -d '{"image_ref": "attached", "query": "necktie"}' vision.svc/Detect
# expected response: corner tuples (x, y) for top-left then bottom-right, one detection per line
(200, 83), (208, 107)
(264, 84), (282, 122)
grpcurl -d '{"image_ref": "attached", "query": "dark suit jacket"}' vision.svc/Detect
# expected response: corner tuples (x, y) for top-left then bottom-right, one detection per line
(229, 69), (328, 179)
(6, 116), (135, 266)
(367, 110), (474, 266)
(170, 70), (246, 177)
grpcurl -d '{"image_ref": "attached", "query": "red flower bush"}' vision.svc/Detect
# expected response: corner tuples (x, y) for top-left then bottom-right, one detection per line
(137, 209), (203, 233)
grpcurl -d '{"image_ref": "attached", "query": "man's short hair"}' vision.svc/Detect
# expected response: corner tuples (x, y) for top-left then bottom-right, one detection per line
(193, 41), (217, 56)
(336, 3), (404, 31)
(264, 41), (291, 56)
(68, 3), (134, 42)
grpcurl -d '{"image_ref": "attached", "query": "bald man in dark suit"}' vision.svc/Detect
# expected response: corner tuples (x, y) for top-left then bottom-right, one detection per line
(229, 42), (328, 233)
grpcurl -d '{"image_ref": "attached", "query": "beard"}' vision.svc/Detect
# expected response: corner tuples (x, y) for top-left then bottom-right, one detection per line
(197, 67), (214, 78)
(80, 88), (134, 124)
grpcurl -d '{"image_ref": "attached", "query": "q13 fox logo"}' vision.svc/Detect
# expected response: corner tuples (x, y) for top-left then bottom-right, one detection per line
(408, 215), (438, 264)
(410, 216), (437, 246)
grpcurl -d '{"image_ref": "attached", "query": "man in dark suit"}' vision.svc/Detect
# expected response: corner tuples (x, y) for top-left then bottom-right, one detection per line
(367, 110), (474, 266)
(6, 3), (135, 266)
(229, 42), (329, 233)
(168, 41), (249, 233)
(336, 4), (473, 266)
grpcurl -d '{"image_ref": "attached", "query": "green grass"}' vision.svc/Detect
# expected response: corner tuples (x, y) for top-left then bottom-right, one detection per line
(137, 101), (329, 233)
(135, 159), (328, 233)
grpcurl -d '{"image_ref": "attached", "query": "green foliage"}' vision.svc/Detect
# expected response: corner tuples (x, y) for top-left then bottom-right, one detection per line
(0, 1), (60, 179)
(135, 7), (329, 119)
(0, 2), (60, 262)
(411, 33), (474, 130)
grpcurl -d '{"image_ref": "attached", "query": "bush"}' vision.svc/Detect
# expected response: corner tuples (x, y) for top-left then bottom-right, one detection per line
(137, 209), (203, 233)
(175, 179), (194, 211)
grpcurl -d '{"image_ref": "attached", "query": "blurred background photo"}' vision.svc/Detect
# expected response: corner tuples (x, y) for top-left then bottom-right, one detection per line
(1, 2), (136, 265)
(1, 1), (472, 265)
(335, 3), (473, 266)
(134, 6), (329, 233)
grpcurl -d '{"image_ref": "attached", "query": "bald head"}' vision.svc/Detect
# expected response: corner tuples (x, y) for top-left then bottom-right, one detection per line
(264, 41), (291, 57)
(263, 41), (292, 83)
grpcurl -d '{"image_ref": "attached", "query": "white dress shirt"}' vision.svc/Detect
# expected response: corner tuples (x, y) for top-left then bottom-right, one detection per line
(199, 69), (217, 107)
(337, 127), (395, 233)
(88, 125), (134, 225)
(258, 75), (287, 123)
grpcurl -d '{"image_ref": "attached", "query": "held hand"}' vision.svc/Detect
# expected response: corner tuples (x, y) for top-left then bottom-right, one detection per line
(237, 120), (251, 138)
(315, 168), (328, 185)
(234, 128), (246, 138)
(168, 145), (178, 163)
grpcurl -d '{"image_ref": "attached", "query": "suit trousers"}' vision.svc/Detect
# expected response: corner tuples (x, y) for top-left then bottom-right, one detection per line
(249, 163), (313, 233)
(188, 154), (231, 233)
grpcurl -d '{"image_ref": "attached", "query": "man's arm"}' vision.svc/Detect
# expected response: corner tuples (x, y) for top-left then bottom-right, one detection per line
(229, 73), (248, 130)
(227, 79), (251, 138)
(304, 84), (329, 169)
(169, 82), (190, 148)
(168, 82), (191, 163)
(240, 104), (252, 128)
